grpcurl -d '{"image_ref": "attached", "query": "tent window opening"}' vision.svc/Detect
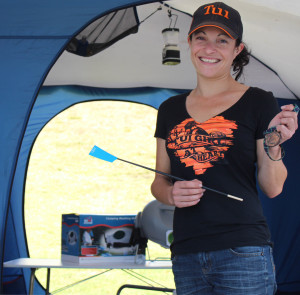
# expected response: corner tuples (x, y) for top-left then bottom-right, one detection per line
(24, 101), (174, 294)
(67, 7), (139, 56)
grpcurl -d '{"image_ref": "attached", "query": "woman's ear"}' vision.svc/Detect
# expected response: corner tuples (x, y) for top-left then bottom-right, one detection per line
(235, 42), (244, 57)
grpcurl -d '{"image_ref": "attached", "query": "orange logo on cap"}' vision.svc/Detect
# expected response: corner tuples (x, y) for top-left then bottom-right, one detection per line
(204, 5), (229, 19)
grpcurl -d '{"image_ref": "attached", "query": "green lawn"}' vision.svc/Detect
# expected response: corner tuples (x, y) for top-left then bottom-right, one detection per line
(24, 101), (175, 294)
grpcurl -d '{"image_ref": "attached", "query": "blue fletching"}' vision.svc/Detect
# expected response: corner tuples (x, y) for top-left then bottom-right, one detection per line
(89, 145), (117, 163)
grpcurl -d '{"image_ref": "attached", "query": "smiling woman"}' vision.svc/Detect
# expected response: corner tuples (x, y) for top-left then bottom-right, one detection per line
(150, 2), (298, 295)
(24, 100), (175, 294)
(188, 27), (249, 82)
(188, 27), (244, 81)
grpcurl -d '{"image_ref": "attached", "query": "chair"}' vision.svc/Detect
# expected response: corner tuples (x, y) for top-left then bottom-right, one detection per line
(117, 200), (176, 294)
(138, 200), (174, 249)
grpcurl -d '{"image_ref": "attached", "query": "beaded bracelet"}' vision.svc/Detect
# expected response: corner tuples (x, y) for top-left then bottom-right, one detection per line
(263, 139), (285, 161)
(263, 126), (285, 161)
(262, 104), (298, 161)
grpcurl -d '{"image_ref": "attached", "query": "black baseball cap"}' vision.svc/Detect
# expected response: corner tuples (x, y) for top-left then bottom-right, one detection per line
(188, 2), (243, 40)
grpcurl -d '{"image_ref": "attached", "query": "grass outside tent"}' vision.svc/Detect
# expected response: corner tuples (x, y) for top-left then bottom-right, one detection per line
(25, 101), (175, 294)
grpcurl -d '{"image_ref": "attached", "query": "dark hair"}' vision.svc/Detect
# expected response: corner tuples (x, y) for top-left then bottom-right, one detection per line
(232, 39), (250, 81)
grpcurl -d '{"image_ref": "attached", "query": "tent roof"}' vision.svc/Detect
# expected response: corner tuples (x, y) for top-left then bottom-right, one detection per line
(43, 0), (300, 99)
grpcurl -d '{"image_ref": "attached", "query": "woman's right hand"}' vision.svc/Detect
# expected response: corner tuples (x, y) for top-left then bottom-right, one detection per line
(172, 179), (205, 208)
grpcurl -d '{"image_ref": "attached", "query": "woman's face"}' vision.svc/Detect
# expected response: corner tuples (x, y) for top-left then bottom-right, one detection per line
(188, 26), (244, 80)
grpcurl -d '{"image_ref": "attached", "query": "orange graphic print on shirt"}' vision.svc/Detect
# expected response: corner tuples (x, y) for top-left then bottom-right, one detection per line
(167, 116), (237, 175)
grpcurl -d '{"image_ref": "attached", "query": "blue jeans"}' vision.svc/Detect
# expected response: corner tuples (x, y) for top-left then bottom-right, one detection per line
(172, 246), (277, 295)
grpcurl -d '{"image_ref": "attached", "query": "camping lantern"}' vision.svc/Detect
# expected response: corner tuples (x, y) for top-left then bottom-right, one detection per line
(162, 28), (180, 65)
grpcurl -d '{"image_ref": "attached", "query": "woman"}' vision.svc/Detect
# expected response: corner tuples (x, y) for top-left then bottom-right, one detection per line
(151, 2), (298, 295)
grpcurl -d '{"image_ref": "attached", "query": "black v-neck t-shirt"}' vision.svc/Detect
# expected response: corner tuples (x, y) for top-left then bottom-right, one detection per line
(155, 87), (279, 254)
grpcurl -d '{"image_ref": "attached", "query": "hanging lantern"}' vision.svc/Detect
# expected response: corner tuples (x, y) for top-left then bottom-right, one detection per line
(162, 28), (180, 65)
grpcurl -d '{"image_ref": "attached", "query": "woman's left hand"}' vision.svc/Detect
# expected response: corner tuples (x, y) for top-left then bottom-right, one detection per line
(268, 104), (298, 144)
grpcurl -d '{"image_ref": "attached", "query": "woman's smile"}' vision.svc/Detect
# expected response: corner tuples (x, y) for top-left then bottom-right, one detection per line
(199, 57), (221, 64)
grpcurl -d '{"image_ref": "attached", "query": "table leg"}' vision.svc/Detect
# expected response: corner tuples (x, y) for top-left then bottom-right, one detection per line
(46, 268), (51, 295)
(29, 268), (36, 295)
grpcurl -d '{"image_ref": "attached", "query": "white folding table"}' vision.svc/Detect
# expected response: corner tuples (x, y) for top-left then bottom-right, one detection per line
(3, 258), (172, 295)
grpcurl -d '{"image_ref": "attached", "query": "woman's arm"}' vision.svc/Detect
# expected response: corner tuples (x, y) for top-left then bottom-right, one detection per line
(151, 138), (205, 207)
(256, 140), (287, 198)
(257, 104), (298, 198)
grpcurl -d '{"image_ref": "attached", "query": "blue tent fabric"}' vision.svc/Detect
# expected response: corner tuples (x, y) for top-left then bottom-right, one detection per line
(0, 39), (64, 294)
(259, 99), (300, 292)
(0, 1), (157, 293)
(3, 207), (29, 294)
(0, 0), (299, 294)
(4, 85), (185, 294)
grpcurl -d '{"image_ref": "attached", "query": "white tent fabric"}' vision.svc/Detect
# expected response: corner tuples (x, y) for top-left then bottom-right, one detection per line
(45, 0), (300, 99)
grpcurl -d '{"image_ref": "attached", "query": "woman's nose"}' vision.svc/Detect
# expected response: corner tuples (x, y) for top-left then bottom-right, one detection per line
(203, 41), (217, 53)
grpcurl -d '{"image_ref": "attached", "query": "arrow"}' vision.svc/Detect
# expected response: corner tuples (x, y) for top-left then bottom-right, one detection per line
(89, 145), (243, 202)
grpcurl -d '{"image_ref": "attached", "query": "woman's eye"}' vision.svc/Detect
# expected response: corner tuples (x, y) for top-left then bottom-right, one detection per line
(218, 39), (228, 44)
(196, 36), (205, 41)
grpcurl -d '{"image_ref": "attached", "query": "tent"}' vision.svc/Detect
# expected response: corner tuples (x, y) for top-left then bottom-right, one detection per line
(0, 0), (299, 293)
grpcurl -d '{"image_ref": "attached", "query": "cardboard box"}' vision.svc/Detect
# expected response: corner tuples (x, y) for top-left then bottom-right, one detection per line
(61, 214), (138, 263)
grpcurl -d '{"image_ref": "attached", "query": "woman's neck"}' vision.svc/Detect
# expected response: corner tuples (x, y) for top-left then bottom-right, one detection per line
(193, 74), (240, 98)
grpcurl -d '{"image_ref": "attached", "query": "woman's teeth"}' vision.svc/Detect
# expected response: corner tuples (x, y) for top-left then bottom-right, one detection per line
(200, 57), (219, 63)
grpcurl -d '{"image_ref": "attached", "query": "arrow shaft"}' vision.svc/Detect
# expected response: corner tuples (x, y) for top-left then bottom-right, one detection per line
(118, 158), (243, 201)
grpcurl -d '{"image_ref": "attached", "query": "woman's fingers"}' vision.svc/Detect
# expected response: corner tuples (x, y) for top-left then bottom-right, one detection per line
(172, 179), (205, 208)
(276, 104), (299, 143)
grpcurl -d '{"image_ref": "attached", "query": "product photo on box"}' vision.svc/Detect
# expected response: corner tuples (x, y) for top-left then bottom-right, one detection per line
(61, 214), (138, 263)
